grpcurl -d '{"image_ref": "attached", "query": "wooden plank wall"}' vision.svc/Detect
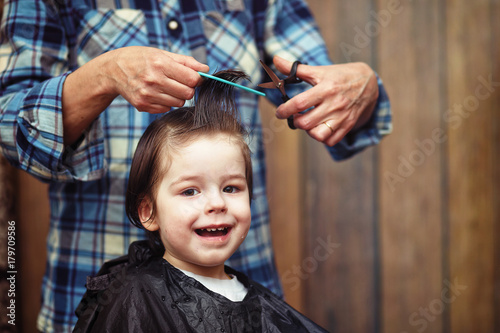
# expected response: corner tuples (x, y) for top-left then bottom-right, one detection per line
(279, 0), (499, 332)
(303, 1), (380, 331)
(377, 0), (445, 332)
(15, 174), (50, 333)
(445, 0), (499, 332)
(3, 0), (499, 332)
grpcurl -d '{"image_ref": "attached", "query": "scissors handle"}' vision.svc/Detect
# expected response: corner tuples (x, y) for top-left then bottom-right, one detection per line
(284, 61), (303, 85)
(281, 60), (302, 130)
(280, 95), (296, 129)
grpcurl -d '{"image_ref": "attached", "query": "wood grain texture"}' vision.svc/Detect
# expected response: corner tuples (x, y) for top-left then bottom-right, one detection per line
(261, 98), (305, 312)
(446, 0), (497, 332)
(304, 1), (379, 331)
(16, 172), (50, 333)
(493, 2), (500, 332)
(0, 157), (18, 332)
(378, 0), (444, 332)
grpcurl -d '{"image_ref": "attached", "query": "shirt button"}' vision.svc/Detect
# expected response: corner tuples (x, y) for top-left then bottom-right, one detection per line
(168, 19), (179, 31)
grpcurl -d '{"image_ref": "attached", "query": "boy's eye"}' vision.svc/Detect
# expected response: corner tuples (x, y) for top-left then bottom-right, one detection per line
(223, 186), (239, 194)
(182, 189), (199, 196)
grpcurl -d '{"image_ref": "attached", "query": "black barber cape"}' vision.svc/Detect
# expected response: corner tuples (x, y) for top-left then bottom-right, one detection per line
(73, 241), (328, 333)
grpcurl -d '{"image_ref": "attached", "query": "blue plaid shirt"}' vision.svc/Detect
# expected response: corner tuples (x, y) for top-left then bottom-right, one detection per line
(0, 0), (391, 331)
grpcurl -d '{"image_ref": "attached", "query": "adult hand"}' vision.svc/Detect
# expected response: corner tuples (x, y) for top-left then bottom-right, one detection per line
(273, 56), (378, 147)
(63, 46), (209, 145)
(106, 46), (209, 113)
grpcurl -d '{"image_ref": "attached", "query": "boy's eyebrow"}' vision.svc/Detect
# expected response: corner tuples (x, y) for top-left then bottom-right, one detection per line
(169, 173), (247, 187)
(169, 175), (202, 187)
(222, 173), (247, 182)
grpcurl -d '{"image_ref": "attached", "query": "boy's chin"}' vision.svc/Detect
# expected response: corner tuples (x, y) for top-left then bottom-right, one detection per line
(197, 256), (231, 268)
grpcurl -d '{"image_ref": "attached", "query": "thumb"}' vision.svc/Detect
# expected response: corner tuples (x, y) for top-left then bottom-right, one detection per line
(273, 55), (317, 85)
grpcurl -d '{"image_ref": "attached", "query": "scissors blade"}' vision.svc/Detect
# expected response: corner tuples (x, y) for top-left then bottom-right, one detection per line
(257, 82), (279, 89)
(259, 60), (285, 91)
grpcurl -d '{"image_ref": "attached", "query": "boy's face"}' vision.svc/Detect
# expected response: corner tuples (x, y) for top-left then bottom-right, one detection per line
(145, 133), (251, 278)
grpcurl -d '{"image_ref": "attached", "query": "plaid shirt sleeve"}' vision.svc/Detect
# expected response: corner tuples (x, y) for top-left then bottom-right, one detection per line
(262, 0), (392, 160)
(0, 1), (106, 182)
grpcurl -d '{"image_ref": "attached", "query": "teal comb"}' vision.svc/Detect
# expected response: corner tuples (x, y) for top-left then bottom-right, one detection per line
(198, 72), (266, 97)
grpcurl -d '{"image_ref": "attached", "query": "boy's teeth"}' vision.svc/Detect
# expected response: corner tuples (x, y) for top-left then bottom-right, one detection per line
(204, 227), (226, 231)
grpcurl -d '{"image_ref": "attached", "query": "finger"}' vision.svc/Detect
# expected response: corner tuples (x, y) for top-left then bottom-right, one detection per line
(161, 62), (204, 89)
(158, 76), (197, 101)
(137, 104), (172, 114)
(305, 119), (341, 143)
(324, 126), (350, 147)
(291, 96), (347, 131)
(168, 52), (210, 73)
(305, 120), (349, 147)
(132, 94), (184, 112)
(154, 91), (188, 108)
(273, 55), (320, 86)
(153, 53), (207, 89)
(275, 84), (330, 120)
(130, 84), (188, 112)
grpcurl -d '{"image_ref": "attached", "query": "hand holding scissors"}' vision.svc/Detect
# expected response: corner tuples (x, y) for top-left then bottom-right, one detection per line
(262, 56), (379, 147)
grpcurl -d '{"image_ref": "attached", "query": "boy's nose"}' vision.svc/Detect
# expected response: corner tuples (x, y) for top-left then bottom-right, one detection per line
(205, 191), (227, 214)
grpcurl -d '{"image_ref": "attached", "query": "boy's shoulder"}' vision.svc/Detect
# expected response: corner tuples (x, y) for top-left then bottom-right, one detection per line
(82, 240), (161, 290)
(224, 267), (330, 333)
(73, 241), (172, 332)
(73, 241), (163, 323)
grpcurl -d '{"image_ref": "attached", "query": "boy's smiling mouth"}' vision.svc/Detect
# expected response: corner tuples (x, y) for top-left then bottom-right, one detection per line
(195, 227), (230, 237)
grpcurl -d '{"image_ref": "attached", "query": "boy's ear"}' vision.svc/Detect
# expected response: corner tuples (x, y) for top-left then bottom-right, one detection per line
(138, 199), (160, 231)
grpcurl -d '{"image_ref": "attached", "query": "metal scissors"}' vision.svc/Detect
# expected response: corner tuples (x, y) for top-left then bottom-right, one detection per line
(258, 59), (303, 129)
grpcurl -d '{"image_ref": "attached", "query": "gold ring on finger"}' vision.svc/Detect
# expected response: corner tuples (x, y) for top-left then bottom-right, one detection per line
(323, 121), (334, 134)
